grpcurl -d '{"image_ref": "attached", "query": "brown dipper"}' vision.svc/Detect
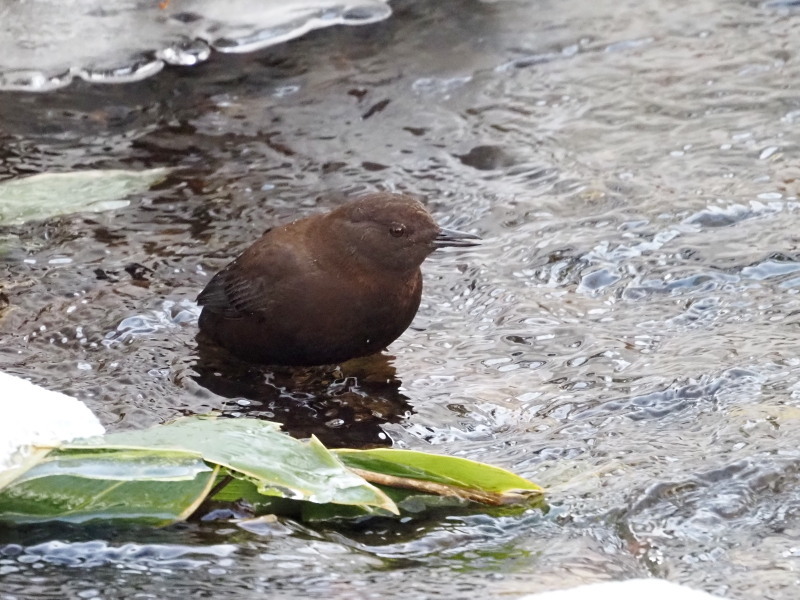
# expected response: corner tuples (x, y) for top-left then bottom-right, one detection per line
(197, 193), (479, 366)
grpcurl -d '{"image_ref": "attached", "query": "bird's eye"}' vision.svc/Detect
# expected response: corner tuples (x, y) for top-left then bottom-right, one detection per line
(389, 224), (405, 238)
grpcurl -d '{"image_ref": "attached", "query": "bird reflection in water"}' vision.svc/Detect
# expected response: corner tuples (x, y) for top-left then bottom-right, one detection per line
(191, 335), (412, 448)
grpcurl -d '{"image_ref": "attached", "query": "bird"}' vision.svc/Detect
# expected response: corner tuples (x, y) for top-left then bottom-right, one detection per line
(196, 192), (479, 366)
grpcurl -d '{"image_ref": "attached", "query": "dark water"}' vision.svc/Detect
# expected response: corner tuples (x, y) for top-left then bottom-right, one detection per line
(3, 0), (800, 597)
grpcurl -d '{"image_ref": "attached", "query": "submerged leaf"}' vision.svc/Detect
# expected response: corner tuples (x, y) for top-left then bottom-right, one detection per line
(301, 485), (547, 523)
(0, 168), (170, 225)
(298, 486), (468, 522)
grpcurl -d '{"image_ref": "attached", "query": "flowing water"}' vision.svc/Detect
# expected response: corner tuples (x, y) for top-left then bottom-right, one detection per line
(2, 0), (800, 597)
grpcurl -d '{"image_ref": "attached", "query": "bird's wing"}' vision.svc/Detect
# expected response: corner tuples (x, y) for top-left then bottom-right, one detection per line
(196, 241), (306, 318)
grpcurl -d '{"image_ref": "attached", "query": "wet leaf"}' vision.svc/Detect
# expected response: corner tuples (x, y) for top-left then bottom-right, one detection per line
(0, 449), (217, 525)
(0, 168), (170, 225)
(68, 416), (397, 512)
(0, 417), (544, 526)
(333, 448), (543, 504)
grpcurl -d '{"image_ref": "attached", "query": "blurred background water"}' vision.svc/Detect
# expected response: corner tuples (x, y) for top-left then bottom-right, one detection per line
(2, 0), (800, 597)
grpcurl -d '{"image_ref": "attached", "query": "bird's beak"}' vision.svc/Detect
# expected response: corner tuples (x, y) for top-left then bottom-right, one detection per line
(434, 227), (481, 248)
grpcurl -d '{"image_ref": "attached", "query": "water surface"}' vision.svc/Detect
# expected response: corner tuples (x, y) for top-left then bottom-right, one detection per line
(2, 0), (800, 597)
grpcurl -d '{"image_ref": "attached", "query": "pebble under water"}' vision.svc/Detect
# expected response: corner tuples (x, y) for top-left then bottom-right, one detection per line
(2, 0), (800, 598)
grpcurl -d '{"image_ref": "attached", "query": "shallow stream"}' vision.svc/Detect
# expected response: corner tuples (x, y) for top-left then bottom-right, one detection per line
(2, 0), (800, 597)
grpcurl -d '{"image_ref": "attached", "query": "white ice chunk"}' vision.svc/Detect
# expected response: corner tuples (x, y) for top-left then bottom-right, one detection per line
(0, 1), (392, 91)
(0, 372), (105, 472)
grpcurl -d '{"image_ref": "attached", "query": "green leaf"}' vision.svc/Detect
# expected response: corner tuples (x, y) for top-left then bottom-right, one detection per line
(0, 168), (170, 225)
(0, 449), (216, 525)
(67, 416), (397, 513)
(333, 448), (543, 500)
(0, 417), (544, 526)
